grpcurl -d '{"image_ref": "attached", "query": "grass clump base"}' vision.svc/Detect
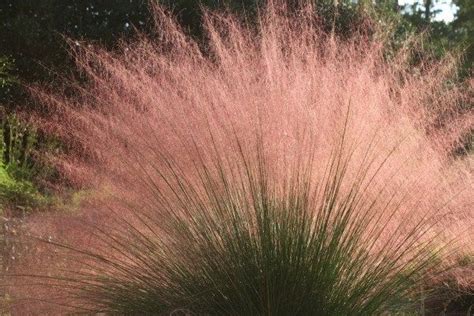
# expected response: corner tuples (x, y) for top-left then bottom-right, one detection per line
(14, 141), (446, 315)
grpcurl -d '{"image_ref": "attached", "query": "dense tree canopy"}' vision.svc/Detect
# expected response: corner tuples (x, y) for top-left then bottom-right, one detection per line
(453, 0), (474, 70)
(0, 1), (152, 106)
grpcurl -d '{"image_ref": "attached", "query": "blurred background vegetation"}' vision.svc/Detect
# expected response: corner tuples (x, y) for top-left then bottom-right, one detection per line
(0, 0), (472, 215)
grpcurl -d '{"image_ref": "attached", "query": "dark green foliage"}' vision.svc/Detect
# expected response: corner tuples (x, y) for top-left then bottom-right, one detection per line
(0, 57), (15, 92)
(0, 115), (55, 215)
(0, 0), (152, 108)
(1, 115), (35, 175)
(452, 0), (474, 72)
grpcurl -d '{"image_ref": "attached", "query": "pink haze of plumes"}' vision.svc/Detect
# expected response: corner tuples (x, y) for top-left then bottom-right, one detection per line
(18, 1), (473, 307)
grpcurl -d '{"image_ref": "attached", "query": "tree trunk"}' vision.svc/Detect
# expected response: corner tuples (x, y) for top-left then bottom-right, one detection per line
(424, 0), (432, 22)
(2, 118), (10, 165)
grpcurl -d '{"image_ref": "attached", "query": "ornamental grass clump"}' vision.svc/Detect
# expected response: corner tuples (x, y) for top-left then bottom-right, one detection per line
(21, 138), (445, 314)
(6, 1), (473, 314)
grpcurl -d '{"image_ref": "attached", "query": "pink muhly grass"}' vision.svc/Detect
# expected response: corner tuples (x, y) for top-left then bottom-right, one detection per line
(5, 1), (473, 314)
